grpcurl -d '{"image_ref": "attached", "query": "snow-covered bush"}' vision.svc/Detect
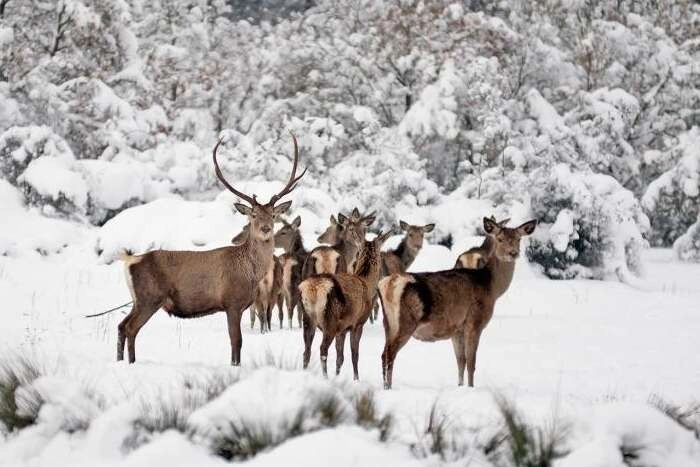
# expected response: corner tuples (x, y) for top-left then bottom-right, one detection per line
(0, 126), (75, 184)
(0, 180), (88, 257)
(526, 164), (648, 280)
(642, 129), (700, 247)
(674, 215), (700, 262)
(18, 156), (88, 218)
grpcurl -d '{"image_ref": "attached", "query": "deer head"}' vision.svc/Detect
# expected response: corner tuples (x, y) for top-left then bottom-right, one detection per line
(213, 133), (305, 244)
(399, 221), (435, 250)
(483, 217), (537, 262)
(337, 210), (376, 247)
(274, 215), (302, 251)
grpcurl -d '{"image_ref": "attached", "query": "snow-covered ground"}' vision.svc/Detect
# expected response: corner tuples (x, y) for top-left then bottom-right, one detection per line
(1, 237), (699, 466)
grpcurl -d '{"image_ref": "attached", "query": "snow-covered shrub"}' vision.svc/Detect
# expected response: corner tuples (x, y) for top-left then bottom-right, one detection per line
(95, 197), (245, 263)
(18, 156), (88, 218)
(642, 129), (700, 247)
(78, 159), (152, 225)
(328, 130), (441, 230)
(0, 180), (89, 257)
(0, 126), (75, 184)
(674, 215), (700, 262)
(526, 164), (648, 280)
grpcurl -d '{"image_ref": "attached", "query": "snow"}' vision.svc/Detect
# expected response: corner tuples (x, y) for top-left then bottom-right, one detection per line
(78, 160), (149, 210)
(0, 179), (88, 257)
(96, 197), (245, 263)
(2, 231), (700, 465)
(549, 209), (575, 253)
(19, 157), (88, 209)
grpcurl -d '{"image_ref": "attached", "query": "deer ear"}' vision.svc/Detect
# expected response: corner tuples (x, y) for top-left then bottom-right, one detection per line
(516, 219), (537, 236)
(292, 216), (301, 228)
(399, 220), (409, 231)
(329, 215), (337, 225)
(351, 207), (361, 218)
(273, 200), (292, 217)
(361, 214), (376, 226)
(338, 213), (348, 224)
(423, 223), (435, 233)
(234, 203), (253, 216)
(483, 216), (499, 234)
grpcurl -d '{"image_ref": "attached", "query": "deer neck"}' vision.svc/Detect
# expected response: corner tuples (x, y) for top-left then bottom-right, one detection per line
(482, 239), (515, 299)
(289, 234), (307, 260)
(394, 237), (419, 269)
(335, 237), (359, 268)
(354, 242), (381, 289)
(243, 236), (275, 281)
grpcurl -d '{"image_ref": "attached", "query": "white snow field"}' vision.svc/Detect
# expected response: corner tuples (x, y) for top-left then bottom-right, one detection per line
(1, 225), (699, 466)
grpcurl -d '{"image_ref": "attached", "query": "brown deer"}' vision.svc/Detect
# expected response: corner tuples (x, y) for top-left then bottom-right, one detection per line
(454, 217), (510, 269)
(117, 134), (305, 365)
(378, 217), (537, 389)
(370, 221), (435, 322)
(274, 216), (308, 328)
(299, 231), (391, 379)
(232, 225), (284, 333)
(302, 209), (376, 278)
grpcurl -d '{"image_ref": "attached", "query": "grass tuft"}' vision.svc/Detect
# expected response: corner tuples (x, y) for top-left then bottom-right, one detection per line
(353, 390), (393, 442)
(648, 394), (700, 439)
(0, 354), (43, 433)
(127, 370), (240, 449)
(490, 394), (569, 467)
(410, 400), (468, 461)
(211, 387), (348, 461)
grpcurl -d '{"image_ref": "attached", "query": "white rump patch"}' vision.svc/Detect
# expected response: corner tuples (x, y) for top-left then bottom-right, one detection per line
(299, 277), (334, 328)
(312, 249), (340, 274)
(378, 274), (415, 340)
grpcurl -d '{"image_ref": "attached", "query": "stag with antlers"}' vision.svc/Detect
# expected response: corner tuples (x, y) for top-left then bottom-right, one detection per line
(116, 134), (305, 365)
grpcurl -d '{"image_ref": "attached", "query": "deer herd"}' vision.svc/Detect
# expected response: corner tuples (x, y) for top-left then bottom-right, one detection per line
(116, 134), (537, 389)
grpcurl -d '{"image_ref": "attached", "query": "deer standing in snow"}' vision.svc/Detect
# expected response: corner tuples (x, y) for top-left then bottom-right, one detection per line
(117, 134), (305, 364)
(299, 231), (391, 379)
(378, 217), (536, 388)
(274, 216), (308, 328)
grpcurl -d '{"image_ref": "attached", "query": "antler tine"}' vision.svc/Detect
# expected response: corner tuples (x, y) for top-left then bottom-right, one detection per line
(212, 137), (257, 206)
(269, 131), (306, 205)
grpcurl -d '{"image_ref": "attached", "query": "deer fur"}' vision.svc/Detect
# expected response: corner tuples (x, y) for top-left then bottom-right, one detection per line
(232, 224), (284, 332)
(274, 216), (308, 328)
(116, 135), (304, 365)
(370, 221), (434, 323)
(378, 217), (537, 389)
(299, 231), (391, 379)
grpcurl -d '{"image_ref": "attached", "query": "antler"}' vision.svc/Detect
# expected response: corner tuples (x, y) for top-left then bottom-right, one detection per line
(268, 132), (307, 205)
(212, 138), (257, 206)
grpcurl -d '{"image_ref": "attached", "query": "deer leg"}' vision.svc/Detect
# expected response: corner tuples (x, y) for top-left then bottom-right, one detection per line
(335, 330), (347, 375)
(451, 332), (467, 386)
(265, 300), (273, 332)
(381, 333), (413, 389)
(295, 295), (303, 328)
(277, 294), (284, 329)
(117, 305), (137, 361)
(319, 332), (334, 378)
(350, 325), (364, 381)
(302, 312), (315, 369)
(249, 307), (255, 329)
(466, 328), (483, 388)
(124, 302), (159, 364)
(227, 307), (245, 366)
